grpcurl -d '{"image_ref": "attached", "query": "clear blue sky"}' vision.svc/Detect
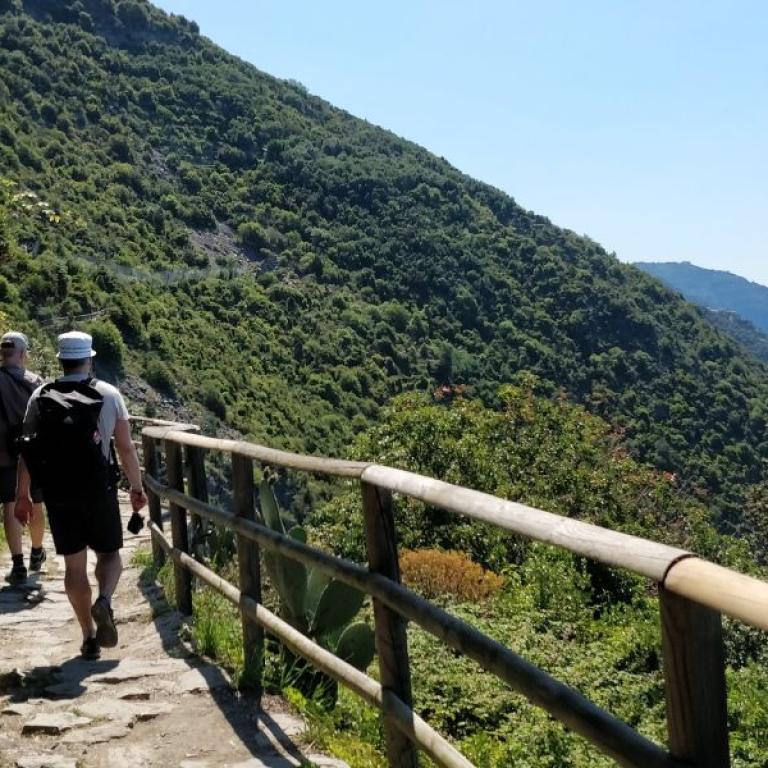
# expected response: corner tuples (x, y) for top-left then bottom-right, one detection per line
(154, 1), (768, 286)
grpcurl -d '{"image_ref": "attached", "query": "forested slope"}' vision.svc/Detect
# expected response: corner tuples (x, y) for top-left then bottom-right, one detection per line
(703, 309), (768, 365)
(0, 0), (766, 520)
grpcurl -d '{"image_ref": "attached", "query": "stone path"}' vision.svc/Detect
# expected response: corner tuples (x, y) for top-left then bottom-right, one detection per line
(0, 493), (348, 768)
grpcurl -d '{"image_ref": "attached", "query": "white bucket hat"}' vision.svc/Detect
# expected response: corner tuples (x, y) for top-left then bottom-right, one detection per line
(57, 331), (97, 360)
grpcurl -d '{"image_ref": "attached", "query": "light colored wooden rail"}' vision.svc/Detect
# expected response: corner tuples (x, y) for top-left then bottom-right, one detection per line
(131, 415), (200, 432)
(361, 465), (689, 582)
(140, 426), (768, 629)
(140, 424), (768, 768)
(141, 426), (367, 478)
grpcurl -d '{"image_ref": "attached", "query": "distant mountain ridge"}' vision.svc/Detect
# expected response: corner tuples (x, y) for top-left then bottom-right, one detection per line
(635, 261), (768, 334)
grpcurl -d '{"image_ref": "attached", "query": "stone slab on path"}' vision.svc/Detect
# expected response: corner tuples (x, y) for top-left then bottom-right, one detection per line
(87, 657), (190, 684)
(76, 696), (174, 724)
(16, 754), (78, 768)
(0, 491), (349, 768)
(177, 665), (231, 694)
(227, 758), (298, 768)
(21, 712), (93, 735)
(61, 721), (133, 744)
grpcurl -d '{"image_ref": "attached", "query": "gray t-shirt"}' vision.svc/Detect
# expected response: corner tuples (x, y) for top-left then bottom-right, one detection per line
(0, 365), (44, 467)
(24, 374), (129, 460)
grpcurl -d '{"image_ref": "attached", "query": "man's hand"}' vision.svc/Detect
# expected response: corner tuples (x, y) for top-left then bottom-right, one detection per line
(130, 487), (147, 513)
(14, 495), (33, 526)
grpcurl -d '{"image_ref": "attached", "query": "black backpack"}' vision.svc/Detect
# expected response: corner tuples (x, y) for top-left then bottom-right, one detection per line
(21, 378), (119, 502)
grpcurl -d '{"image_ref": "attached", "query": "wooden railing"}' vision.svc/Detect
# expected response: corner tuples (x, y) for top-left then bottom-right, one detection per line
(139, 424), (768, 768)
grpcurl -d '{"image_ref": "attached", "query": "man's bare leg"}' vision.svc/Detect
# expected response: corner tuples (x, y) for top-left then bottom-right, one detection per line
(3, 502), (23, 556)
(63, 549), (95, 641)
(92, 551), (121, 648)
(29, 503), (44, 550)
(94, 551), (122, 602)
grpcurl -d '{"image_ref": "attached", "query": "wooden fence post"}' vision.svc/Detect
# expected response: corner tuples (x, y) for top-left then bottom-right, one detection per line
(660, 587), (730, 768)
(361, 482), (418, 768)
(185, 445), (208, 558)
(141, 434), (164, 568)
(166, 440), (193, 616)
(232, 453), (263, 698)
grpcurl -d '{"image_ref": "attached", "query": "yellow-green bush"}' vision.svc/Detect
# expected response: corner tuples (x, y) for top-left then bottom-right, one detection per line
(400, 548), (504, 601)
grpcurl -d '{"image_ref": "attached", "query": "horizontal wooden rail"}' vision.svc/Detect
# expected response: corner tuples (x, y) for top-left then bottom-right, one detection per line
(148, 522), (474, 768)
(140, 430), (768, 629)
(663, 558), (768, 632)
(144, 475), (680, 768)
(131, 415), (200, 432)
(141, 427), (367, 478)
(140, 429), (685, 580)
(361, 465), (688, 582)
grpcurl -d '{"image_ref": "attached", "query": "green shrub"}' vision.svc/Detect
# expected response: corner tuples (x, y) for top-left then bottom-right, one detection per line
(201, 385), (226, 419)
(236, 221), (267, 250)
(84, 319), (125, 373)
(144, 357), (176, 395)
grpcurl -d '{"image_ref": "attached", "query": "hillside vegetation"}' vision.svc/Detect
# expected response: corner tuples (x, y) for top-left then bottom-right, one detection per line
(1, 0), (767, 524)
(703, 309), (768, 365)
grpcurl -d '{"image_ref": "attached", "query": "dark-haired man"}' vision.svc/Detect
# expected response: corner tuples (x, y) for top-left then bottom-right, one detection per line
(0, 331), (45, 584)
(15, 331), (147, 660)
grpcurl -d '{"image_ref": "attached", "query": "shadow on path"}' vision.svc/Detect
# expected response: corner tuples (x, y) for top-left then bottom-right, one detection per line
(0, 575), (46, 615)
(137, 562), (307, 765)
(2, 657), (120, 702)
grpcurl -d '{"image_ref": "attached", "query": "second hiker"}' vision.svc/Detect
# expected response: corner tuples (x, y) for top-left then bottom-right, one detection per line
(0, 331), (46, 585)
(15, 331), (147, 660)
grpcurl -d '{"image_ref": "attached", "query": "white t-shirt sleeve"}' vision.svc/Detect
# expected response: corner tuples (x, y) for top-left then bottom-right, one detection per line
(113, 390), (129, 421)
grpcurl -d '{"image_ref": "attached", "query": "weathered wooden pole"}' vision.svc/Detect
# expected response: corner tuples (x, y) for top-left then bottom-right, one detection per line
(166, 440), (193, 615)
(362, 482), (418, 768)
(232, 453), (263, 698)
(185, 444), (208, 558)
(141, 433), (164, 568)
(660, 587), (730, 768)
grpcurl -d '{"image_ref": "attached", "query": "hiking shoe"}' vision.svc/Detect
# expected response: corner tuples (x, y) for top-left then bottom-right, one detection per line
(4, 564), (27, 585)
(80, 636), (101, 661)
(29, 549), (46, 572)
(91, 596), (118, 648)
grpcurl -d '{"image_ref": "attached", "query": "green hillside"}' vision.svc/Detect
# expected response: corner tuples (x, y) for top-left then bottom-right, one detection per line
(0, 0), (767, 521)
(703, 309), (768, 365)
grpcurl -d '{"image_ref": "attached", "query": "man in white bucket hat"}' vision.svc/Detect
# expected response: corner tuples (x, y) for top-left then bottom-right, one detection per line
(16, 331), (147, 660)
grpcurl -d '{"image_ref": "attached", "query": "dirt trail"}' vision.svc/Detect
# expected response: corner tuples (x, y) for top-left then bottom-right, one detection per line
(0, 493), (347, 768)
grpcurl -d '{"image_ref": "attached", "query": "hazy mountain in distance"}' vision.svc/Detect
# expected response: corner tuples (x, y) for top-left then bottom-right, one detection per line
(635, 261), (768, 334)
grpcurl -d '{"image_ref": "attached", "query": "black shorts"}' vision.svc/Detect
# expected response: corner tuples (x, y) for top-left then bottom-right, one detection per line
(0, 464), (43, 505)
(44, 489), (123, 556)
